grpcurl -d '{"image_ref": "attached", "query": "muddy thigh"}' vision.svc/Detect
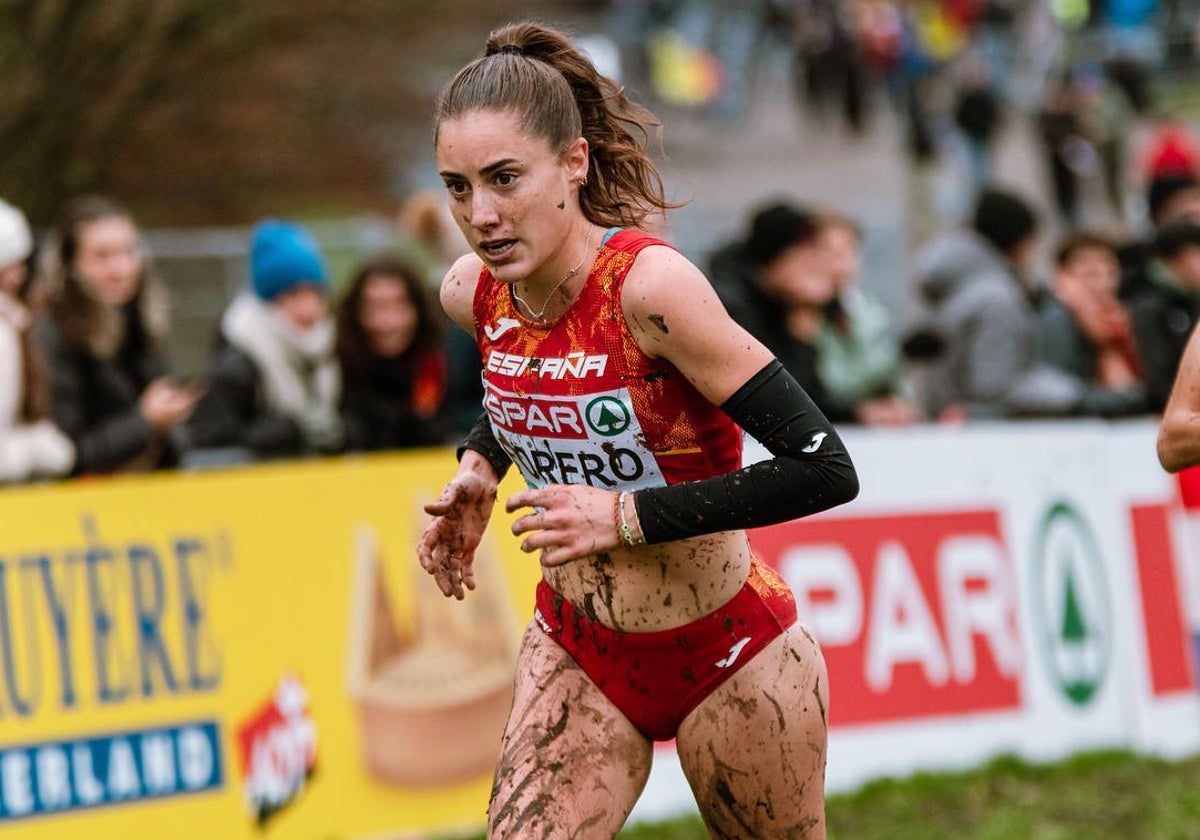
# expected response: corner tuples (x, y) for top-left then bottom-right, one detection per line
(675, 624), (829, 840)
(488, 625), (653, 839)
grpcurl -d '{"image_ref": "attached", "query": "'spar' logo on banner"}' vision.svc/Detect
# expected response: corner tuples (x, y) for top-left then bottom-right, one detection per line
(751, 510), (1023, 726)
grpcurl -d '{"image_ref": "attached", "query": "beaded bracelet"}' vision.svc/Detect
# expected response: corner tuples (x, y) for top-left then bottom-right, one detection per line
(612, 491), (623, 545)
(616, 491), (645, 547)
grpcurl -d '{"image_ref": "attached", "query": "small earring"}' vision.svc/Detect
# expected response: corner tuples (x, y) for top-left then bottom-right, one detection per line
(578, 176), (587, 187)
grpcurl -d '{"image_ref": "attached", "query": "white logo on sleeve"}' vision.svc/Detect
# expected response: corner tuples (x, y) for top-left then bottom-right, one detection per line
(716, 636), (752, 668)
(801, 432), (828, 453)
(484, 317), (521, 341)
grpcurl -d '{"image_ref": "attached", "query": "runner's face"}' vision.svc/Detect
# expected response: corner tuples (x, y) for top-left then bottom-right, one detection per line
(436, 109), (586, 287)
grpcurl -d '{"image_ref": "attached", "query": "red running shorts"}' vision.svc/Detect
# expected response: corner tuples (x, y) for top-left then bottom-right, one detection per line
(533, 559), (798, 741)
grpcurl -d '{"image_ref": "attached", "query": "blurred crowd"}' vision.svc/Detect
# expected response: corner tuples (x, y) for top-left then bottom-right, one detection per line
(615, 0), (1200, 428)
(710, 173), (1200, 430)
(4, 0), (1200, 486)
(6, 165), (1199, 487)
(0, 193), (480, 484)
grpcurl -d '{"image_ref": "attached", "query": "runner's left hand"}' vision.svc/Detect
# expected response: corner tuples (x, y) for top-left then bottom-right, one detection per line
(507, 484), (621, 566)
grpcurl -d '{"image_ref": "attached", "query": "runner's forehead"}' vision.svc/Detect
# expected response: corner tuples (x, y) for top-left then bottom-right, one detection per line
(436, 111), (550, 174)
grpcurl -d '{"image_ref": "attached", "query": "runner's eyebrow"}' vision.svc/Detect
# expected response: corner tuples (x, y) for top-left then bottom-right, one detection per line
(439, 158), (521, 180)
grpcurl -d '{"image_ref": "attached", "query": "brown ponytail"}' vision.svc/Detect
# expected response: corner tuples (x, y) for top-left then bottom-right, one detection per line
(434, 21), (680, 228)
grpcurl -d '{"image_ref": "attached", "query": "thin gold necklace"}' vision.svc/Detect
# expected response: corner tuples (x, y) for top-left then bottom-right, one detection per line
(511, 226), (594, 324)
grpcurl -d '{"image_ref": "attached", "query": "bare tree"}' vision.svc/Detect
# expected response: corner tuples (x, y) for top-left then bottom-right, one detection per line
(0, 0), (555, 224)
(0, 1), (273, 221)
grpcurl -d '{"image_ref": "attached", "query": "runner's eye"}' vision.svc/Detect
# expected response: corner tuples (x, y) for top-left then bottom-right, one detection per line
(495, 171), (518, 187)
(444, 180), (470, 199)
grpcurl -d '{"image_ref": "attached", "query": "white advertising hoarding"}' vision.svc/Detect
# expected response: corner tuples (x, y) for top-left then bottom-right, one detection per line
(632, 420), (1200, 823)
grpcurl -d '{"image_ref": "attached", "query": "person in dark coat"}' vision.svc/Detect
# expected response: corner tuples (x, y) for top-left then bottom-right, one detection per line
(1037, 232), (1146, 416)
(908, 188), (1137, 419)
(0, 196), (75, 482)
(336, 253), (448, 451)
(1127, 220), (1200, 412)
(185, 220), (342, 462)
(708, 202), (852, 422)
(36, 196), (196, 475)
(1118, 173), (1200, 300)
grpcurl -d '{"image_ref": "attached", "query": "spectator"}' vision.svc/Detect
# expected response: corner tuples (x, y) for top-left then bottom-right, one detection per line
(1036, 76), (1090, 227)
(1117, 172), (1200, 300)
(336, 253), (447, 451)
(1145, 173), (1200, 228)
(908, 187), (1125, 419)
(186, 220), (342, 461)
(709, 202), (850, 421)
(1140, 118), (1200, 183)
(953, 70), (1002, 197)
(37, 196), (195, 475)
(1037, 232), (1146, 416)
(0, 197), (74, 482)
(815, 212), (919, 424)
(1128, 221), (1200, 412)
(397, 190), (480, 439)
(1076, 61), (1136, 222)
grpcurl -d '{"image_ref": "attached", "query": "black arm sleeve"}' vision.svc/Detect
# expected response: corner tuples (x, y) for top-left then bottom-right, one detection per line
(456, 412), (512, 479)
(634, 359), (859, 544)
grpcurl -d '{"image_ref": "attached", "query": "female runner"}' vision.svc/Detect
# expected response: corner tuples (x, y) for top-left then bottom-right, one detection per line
(418, 21), (859, 839)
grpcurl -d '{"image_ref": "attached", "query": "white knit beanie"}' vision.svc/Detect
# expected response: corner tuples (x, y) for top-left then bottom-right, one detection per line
(0, 197), (33, 269)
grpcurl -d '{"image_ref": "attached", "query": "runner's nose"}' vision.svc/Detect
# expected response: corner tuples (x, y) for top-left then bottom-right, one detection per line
(469, 189), (501, 230)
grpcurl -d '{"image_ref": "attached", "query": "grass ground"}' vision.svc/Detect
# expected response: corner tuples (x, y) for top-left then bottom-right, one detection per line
(454, 750), (1200, 840)
(618, 750), (1200, 840)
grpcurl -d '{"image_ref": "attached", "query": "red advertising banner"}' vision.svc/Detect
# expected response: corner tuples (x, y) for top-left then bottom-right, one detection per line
(751, 511), (1022, 726)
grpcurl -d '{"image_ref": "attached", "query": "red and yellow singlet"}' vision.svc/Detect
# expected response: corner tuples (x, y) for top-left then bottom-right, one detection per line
(474, 229), (742, 491)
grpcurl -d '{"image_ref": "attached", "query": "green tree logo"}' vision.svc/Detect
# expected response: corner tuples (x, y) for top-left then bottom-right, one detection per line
(585, 396), (632, 437)
(1030, 501), (1112, 706)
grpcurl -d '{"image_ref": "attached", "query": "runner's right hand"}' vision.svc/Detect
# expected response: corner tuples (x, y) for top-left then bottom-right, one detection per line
(418, 454), (499, 599)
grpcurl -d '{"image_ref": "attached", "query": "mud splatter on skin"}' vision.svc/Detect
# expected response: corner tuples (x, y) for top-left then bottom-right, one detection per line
(703, 743), (758, 838)
(726, 694), (758, 718)
(557, 200), (566, 209)
(676, 625), (829, 838)
(490, 650), (649, 837)
(812, 675), (827, 727)
(647, 313), (669, 334)
(583, 552), (617, 622)
(535, 701), (571, 748)
(763, 690), (786, 732)
(582, 593), (600, 622)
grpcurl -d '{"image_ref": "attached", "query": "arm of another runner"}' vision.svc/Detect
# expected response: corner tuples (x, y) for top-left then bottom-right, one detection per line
(622, 245), (860, 543)
(418, 253), (505, 599)
(1158, 320), (1200, 473)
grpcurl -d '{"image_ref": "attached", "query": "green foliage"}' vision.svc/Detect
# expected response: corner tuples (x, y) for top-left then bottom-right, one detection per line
(519, 750), (1200, 840)
(822, 750), (1200, 840)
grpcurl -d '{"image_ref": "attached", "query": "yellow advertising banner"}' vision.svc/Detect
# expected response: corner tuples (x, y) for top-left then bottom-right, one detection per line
(0, 451), (540, 839)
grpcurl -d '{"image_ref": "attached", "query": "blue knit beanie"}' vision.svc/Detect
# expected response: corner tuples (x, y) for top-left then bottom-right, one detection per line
(250, 220), (329, 301)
